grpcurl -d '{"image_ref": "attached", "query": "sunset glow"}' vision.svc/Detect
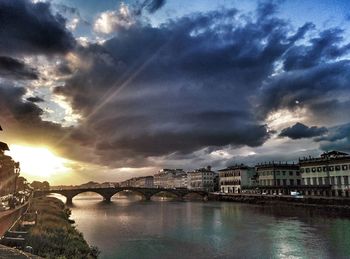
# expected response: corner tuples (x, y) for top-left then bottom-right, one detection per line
(8, 145), (70, 180)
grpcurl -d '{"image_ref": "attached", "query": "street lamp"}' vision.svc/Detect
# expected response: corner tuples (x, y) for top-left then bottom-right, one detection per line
(13, 162), (20, 195)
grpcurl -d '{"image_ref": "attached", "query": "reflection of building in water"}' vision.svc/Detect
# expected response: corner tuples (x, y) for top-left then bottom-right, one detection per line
(0, 125), (20, 196)
(299, 151), (350, 197)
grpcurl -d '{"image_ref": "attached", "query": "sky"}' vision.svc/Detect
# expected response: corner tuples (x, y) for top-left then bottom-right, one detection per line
(1, 0), (350, 185)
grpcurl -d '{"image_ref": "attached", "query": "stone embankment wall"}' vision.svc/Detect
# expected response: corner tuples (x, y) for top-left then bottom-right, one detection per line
(0, 202), (29, 237)
(209, 194), (350, 211)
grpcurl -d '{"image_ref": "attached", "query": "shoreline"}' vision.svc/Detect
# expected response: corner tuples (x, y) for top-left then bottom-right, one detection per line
(18, 196), (99, 259)
(208, 193), (350, 214)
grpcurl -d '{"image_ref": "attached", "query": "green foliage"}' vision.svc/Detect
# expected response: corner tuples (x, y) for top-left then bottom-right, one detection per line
(25, 197), (100, 259)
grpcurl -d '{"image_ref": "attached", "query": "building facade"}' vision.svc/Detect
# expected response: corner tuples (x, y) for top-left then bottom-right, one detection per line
(187, 166), (216, 192)
(154, 169), (185, 188)
(218, 164), (255, 193)
(134, 176), (154, 188)
(255, 162), (301, 194)
(299, 151), (350, 197)
(174, 173), (187, 188)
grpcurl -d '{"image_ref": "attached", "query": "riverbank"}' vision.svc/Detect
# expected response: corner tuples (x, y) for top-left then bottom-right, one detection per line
(0, 244), (42, 258)
(209, 193), (350, 213)
(22, 196), (99, 259)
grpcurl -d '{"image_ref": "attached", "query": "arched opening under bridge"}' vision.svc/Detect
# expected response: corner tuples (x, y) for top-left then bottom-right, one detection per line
(111, 190), (145, 202)
(150, 191), (181, 201)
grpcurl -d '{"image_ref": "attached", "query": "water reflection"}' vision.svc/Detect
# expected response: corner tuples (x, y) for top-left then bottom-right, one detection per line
(51, 194), (350, 259)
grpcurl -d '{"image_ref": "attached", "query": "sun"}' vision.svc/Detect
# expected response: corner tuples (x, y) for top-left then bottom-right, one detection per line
(8, 145), (70, 180)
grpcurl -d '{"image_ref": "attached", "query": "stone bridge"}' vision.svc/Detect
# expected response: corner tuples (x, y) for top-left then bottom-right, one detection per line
(34, 187), (208, 204)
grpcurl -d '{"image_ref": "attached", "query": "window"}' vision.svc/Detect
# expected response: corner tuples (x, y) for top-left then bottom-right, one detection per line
(300, 168), (304, 173)
(282, 171), (286, 176)
(290, 179), (294, 186)
(329, 166), (334, 171)
(323, 166), (328, 172)
(276, 171), (280, 176)
(296, 171), (300, 176)
(335, 165), (341, 171)
(330, 177), (335, 185)
(283, 179), (287, 186)
(317, 167), (322, 172)
(297, 179), (301, 185)
(306, 168), (310, 173)
(344, 176), (349, 185)
(318, 177), (323, 185)
(342, 165), (348, 171)
(312, 167), (316, 172)
(337, 176), (342, 186)
(307, 178), (311, 185)
(289, 171), (293, 176)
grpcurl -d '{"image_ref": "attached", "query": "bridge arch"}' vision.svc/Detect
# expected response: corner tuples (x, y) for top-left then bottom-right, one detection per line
(69, 190), (106, 200)
(149, 190), (182, 200)
(111, 189), (147, 200)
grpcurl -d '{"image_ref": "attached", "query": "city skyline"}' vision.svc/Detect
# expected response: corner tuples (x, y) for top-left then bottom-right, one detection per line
(1, 0), (350, 185)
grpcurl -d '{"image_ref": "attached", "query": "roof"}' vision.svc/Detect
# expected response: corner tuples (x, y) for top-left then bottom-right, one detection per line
(0, 142), (9, 151)
(321, 150), (349, 158)
(218, 164), (250, 171)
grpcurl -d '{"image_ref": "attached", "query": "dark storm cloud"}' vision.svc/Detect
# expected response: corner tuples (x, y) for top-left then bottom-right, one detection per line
(135, 0), (166, 15)
(258, 22), (350, 123)
(279, 122), (328, 139)
(0, 83), (98, 164)
(258, 61), (350, 120)
(283, 28), (350, 71)
(26, 96), (45, 103)
(0, 0), (75, 55)
(3, 1), (350, 170)
(55, 2), (319, 167)
(317, 123), (350, 153)
(0, 56), (38, 80)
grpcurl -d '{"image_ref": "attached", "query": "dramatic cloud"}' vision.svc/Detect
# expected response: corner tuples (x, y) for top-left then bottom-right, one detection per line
(0, 56), (38, 80)
(3, 1), (350, 173)
(94, 3), (135, 34)
(26, 96), (45, 103)
(136, 0), (166, 14)
(314, 123), (350, 153)
(56, 3), (315, 167)
(258, 26), (350, 125)
(279, 122), (328, 139)
(0, 0), (75, 55)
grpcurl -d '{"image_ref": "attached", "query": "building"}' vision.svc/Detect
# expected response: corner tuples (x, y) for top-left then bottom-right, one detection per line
(119, 178), (137, 187)
(153, 169), (185, 188)
(299, 151), (350, 197)
(187, 166), (216, 192)
(174, 173), (187, 188)
(255, 162), (301, 194)
(218, 164), (255, 193)
(134, 176), (154, 188)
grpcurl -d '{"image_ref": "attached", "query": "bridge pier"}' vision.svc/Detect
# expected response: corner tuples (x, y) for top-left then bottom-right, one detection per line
(143, 194), (152, 201)
(103, 195), (112, 202)
(66, 196), (73, 205)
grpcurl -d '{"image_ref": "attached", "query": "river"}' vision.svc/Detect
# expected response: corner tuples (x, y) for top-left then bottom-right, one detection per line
(60, 194), (350, 259)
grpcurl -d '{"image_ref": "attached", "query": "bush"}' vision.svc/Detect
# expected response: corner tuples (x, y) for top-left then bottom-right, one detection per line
(24, 197), (99, 259)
